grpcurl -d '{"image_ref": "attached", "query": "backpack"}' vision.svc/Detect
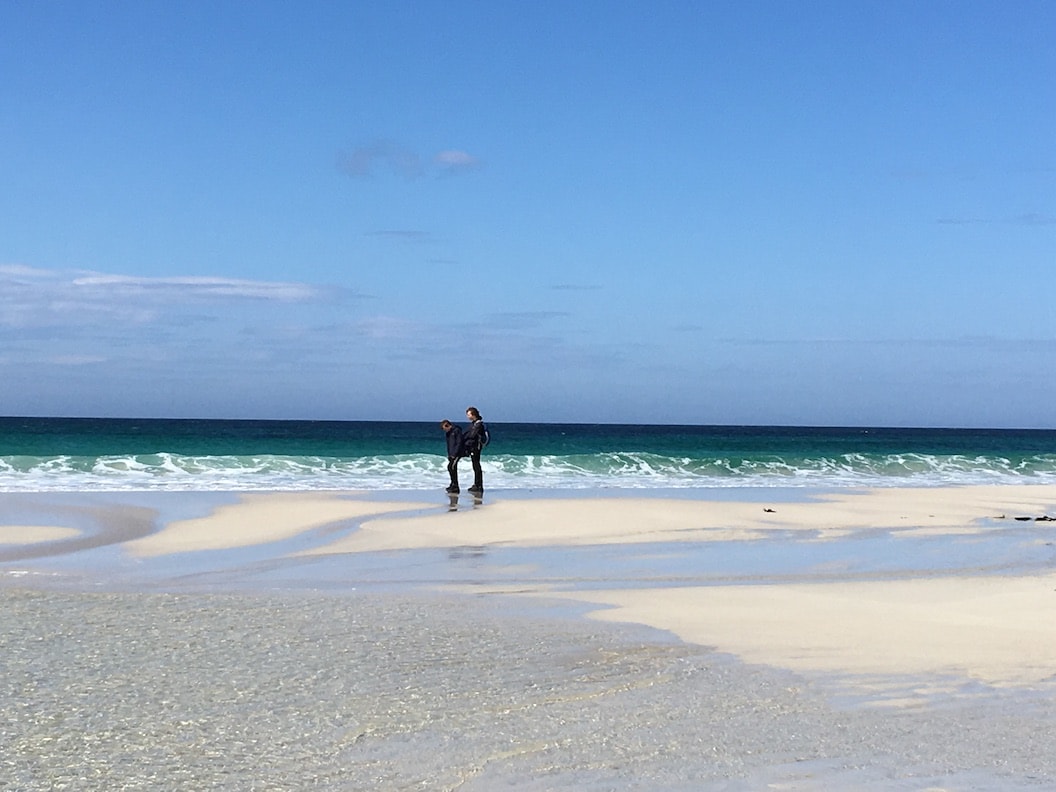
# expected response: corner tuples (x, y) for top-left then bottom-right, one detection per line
(480, 425), (490, 448)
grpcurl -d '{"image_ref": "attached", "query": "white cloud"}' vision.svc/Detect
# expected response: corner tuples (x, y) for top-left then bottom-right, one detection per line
(0, 264), (55, 278)
(339, 141), (480, 179)
(70, 274), (320, 301)
(433, 149), (480, 171)
(0, 265), (324, 329)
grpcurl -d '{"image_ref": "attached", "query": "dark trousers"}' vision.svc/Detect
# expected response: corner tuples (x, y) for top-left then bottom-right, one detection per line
(468, 451), (483, 489)
(447, 457), (460, 489)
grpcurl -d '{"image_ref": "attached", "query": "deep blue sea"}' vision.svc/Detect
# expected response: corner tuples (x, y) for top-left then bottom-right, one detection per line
(1, 417), (1055, 492)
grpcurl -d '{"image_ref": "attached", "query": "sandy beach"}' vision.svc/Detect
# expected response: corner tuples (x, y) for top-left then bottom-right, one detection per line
(296, 485), (1056, 688)
(3, 484), (1056, 789)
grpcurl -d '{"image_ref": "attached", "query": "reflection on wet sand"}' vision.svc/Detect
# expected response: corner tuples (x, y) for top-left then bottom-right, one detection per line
(447, 492), (484, 511)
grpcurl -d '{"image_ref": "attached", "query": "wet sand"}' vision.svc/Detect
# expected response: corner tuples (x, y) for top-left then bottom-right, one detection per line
(2, 486), (1056, 789)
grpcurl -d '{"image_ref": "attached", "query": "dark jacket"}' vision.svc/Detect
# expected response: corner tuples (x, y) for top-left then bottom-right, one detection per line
(445, 425), (464, 458)
(463, 419), (487, 455)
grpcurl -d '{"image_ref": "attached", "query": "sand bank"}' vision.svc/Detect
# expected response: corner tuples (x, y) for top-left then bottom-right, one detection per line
(550, 572), (1056, 687)
(0, 525), (80, 545)
(123, 492), (423, 557)
(303, 484), (1056, 554)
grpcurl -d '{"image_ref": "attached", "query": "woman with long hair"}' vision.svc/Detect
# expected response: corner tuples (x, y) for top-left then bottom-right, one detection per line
(462, 406), (488, 494)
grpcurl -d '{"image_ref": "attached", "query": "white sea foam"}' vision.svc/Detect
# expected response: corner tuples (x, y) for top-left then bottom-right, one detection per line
(1, 451), (1055, 492)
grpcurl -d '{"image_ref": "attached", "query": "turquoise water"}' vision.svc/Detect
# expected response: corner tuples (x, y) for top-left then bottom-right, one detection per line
(1, 417), (1055, 492)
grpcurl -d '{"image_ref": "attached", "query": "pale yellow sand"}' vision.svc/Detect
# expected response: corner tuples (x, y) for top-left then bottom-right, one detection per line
(0, 525), (80, 545)
(303, 484), (1056, 555)
(551, 574), (1056, 687)
(299, 496), (768, 555)
(124, 492), (425, 557)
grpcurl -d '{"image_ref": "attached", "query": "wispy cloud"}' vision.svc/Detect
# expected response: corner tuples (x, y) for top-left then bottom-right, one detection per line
(338, 141), (481, 179)
(70, 274), (320, 301)
(338, 141), (423, 179)
(0, 264), (325, 330)
(0, 264), (48, 278)
(433, 149), (480, 173)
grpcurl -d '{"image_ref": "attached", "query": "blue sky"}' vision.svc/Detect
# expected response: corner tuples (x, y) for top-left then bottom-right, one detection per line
(2, 1), (1053, 426)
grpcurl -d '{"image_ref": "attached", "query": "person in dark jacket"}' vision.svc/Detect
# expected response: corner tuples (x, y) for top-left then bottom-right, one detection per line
(440, 419), (464, 493)
(462, 406), (488, 494)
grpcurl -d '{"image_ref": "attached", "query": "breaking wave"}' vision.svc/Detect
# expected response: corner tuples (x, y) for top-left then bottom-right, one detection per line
(1, 450), (1055, 492)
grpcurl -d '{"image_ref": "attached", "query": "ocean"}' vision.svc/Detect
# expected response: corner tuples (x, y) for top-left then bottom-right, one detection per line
(2, 417), (1055, 492)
